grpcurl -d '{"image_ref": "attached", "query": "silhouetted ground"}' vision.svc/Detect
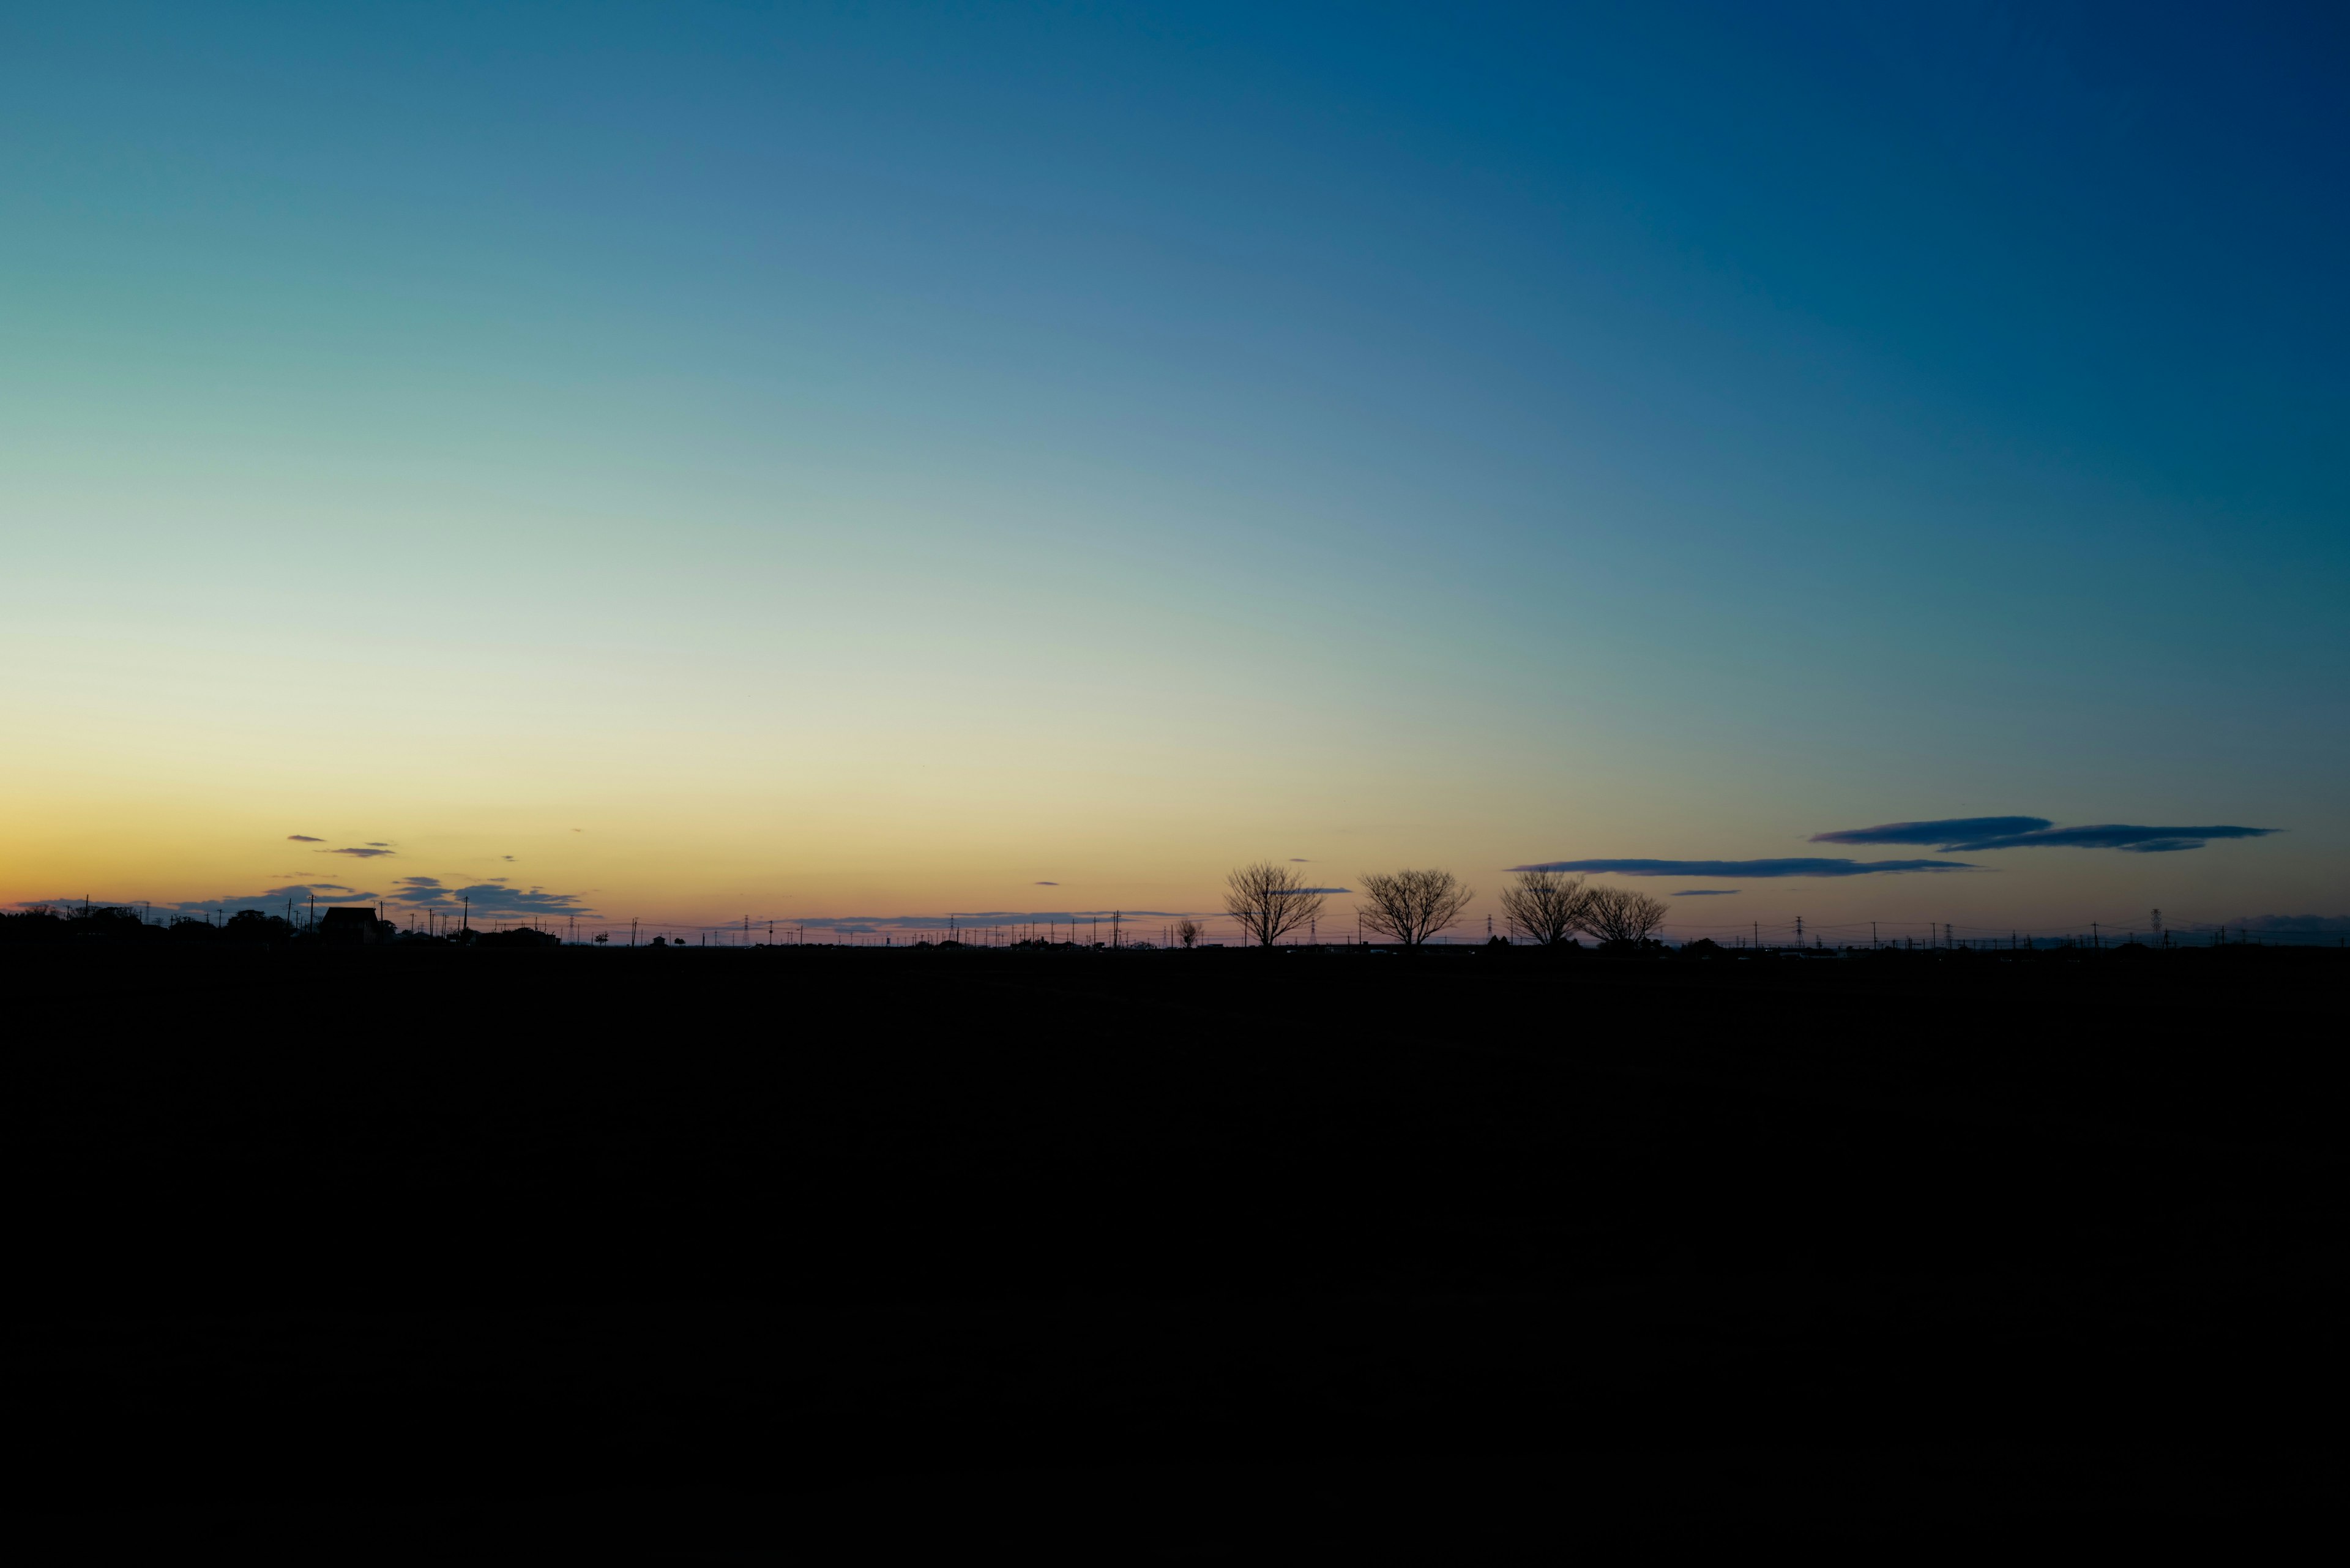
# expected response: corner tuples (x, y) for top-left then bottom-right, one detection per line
(4, 944), (2341, 1558)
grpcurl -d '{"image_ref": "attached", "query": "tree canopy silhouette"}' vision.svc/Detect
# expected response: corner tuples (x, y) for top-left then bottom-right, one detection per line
(1222, 862), (1326, 947)
(1498, 869), (1588, 947)
(1356, 868), (1474, 947)
(1581, 885), (1671, 946)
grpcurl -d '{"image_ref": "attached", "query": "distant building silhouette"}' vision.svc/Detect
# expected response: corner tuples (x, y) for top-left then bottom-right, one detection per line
(318, 906), (392, 946)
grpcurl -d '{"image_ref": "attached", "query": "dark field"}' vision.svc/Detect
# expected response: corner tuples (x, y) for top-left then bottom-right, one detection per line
(6, 944), (2343, 1558)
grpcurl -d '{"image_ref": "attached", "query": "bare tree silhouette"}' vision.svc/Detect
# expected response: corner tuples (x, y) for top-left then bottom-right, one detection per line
(1174, 919), (1202, 949)
(1581, 885), (1671, 946)
(1356, 868), (1475, 947)
(1223, 862), (1327, 947)
(1498, 869), (1589, 947)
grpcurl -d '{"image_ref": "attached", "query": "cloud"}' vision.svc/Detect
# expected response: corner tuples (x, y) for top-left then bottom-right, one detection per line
(287, 834), (323, 842)
(325, 846), (396, 859)
(17, 884), (390, 921)
(1034, 881), (1059, 886)
(1673, 889), (1740, 896)
(1294, 887), (1351, 894)
(156, 884), (381, 914)
(390, 876), (594, 916)
(1514, 858), (1973, 878)
(1812, 816), (2050, 846)
(1951, 823), (2277, 853)
(366, 842), (390, 847)
(502, 856), (515, 862)
(1811, 817), (2278, 854)
(784, 909), (1200, 930)
(1289, 858), (1311, 862)
(2230, 914), (2350, 941)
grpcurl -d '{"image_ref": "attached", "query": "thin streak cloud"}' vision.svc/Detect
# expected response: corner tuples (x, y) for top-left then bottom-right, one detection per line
(1515, 858), (1974, 879)
(789, 910), (1200, 930)
(1811, 816), (2050, 846)
(1811, 818), (2280, 853)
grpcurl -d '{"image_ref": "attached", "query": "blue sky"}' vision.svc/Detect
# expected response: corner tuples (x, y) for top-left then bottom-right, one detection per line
(3, 1), (2342, 933)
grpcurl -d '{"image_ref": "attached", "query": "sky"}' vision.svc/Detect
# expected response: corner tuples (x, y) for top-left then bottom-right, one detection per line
(4, 1), (2344, 941)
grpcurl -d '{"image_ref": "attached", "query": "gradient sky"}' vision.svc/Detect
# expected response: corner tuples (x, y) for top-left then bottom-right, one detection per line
(5, 1), (2344, 939)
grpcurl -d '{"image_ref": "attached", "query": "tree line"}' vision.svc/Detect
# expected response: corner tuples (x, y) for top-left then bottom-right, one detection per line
(1220, 862), (1669, 949)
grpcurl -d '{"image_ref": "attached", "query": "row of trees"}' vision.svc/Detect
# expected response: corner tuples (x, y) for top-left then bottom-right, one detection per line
(0, 903), (297, 944)
(1221, 862), (1671, 949)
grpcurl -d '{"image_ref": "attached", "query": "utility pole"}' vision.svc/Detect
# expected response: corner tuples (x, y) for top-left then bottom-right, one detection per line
(1794, 915), (1804, 947)
(2152, 908), (2163, 947)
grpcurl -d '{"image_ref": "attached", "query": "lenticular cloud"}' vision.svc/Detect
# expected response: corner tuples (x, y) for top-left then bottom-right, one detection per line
(1811, 817), (2278, 854)
(1512, 857), (1971, 879)
(1811, 816), (2050, 847)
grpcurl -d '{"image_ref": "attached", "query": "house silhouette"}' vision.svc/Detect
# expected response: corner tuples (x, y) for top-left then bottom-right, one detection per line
(318, 906), (391, 945)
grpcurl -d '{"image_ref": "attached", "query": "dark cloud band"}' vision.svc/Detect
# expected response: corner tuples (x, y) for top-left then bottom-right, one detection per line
(1811, 817), (2278, 853)
(149, 884), (382, 914)
(1946, 823), (2277, 853)
(390, 876), (594, 916)
(1515, 858), (1973, 879)
(1812, 816), (2050, 846)
(787, 910), (1200, 930)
